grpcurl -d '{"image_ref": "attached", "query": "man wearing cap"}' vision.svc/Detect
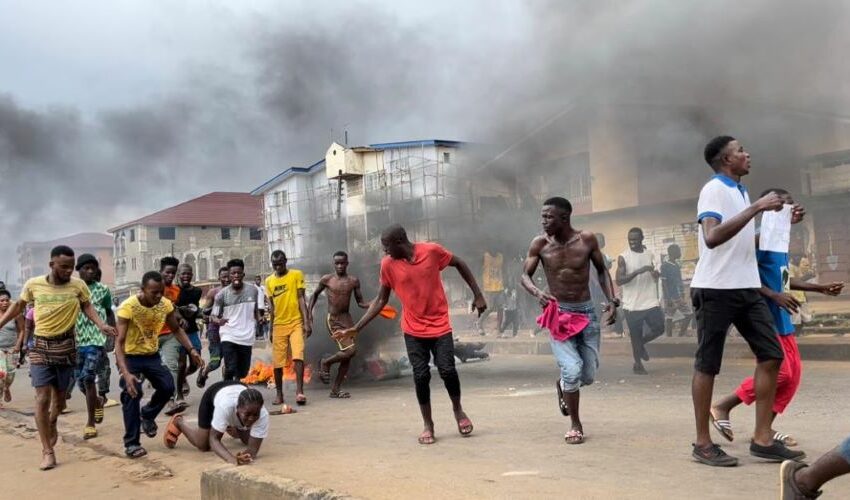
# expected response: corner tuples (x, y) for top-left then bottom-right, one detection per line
(74, 253), (115, 440)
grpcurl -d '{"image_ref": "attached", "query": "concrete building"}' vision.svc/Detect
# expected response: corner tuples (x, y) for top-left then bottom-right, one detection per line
(18, 232), (114, 286)
(108, 192), (265, 294)
(252, 140), (491, 283)
(251, 159), (343, 276)
(496, 101), (850, 287)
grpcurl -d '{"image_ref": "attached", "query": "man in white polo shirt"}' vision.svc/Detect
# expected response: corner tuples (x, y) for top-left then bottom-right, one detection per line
(690, 136), (805, 467)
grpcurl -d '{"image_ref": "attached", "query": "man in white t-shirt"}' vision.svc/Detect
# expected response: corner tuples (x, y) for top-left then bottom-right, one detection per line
(163, 380), (269, 465)
(616, 227), (665, 375)
(690, 135), (804, 467)
(212, 259), (260, 381)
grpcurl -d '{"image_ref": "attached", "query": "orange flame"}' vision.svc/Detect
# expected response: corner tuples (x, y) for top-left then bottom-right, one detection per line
(283, 362), (312, 383)
(240, 360), (313, 385)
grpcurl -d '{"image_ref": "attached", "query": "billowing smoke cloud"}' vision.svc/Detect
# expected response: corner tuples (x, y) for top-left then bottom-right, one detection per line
(1, 1), (849, 283)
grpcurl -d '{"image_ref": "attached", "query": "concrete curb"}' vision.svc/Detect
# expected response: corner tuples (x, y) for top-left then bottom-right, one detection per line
(201, 467), (357, 500)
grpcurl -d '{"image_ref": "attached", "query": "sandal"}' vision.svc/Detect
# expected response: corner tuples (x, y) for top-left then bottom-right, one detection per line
(555, 379), (569, 416)
(83, 426), (98, 440)
(774, 431), (798, 447)
(565, 429), (585, 445)
(196, 371), (208, 389)
(164, 415), (182, 449)
(125, 445), (147, 459)
(39, 450), (56, 471)
(269, 404), (297, 415)
(141, 418), (158, 438)
(457, 417), (474, 437)
(418, 430), (436, 445)
(329, 391), (351, 399)
(710, 412), (734, 442)
(94, 407), (104, 424)
(295, 393), (307, 406)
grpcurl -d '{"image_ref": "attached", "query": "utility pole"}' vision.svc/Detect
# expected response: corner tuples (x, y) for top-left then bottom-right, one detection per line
(336, 170), (344, 219)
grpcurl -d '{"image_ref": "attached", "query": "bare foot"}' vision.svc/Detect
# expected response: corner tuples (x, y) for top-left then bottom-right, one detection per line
(710, 405), (730, 422)
(272, 395), (284, 406)
(39, 450), (56, 471)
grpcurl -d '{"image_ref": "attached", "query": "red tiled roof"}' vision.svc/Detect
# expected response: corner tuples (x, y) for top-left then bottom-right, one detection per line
(22, 232), (113, 249)
(108, 192), (262, 232)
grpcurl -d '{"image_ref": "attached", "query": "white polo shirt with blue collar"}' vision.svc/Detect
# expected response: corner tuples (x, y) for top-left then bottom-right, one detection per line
(690, 174), (761, 289)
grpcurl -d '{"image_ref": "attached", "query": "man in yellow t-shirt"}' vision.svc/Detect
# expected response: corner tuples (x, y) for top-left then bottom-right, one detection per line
(115, 271), (203, 459)
(477, 250), (505, 336)
(0, 245), (116, 471)
(265, 250), (311, 410)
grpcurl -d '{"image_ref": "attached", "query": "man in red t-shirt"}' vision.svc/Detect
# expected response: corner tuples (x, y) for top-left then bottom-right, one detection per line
(335, 225), (487, 445)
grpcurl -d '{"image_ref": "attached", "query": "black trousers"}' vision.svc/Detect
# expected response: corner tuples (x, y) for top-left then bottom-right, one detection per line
(500, 310), (519, 336)
(624, 307), (665, 364)
(221, 342), (253, 381)
(404, 332), (461, 406)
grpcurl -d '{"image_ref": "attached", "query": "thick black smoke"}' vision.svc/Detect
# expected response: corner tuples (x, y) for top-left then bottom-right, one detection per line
(2, 1), (849, 283)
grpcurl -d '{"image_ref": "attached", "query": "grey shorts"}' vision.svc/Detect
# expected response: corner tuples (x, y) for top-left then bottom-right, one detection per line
(30, 364), (74, 390)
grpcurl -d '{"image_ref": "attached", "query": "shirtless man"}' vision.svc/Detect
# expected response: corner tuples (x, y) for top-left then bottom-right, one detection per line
(308, 251), (370, 398)
(521, 197), (619, 444)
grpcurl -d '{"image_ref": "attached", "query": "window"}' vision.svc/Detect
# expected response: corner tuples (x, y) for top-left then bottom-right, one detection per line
(443, 152), (451, 164)
(275, 190), (288, 207)
(129, 229), (135, 242)
(131, 257), (137, 271)
(158, 227), (176, 240)
(221, 227), (231, 240)
(249, 227), (263, 240)
(365, 171), (387, 192)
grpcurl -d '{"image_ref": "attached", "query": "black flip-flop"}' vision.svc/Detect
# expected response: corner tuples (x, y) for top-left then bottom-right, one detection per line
(555, 380), (569, 416)
(125, 445), (148, 459)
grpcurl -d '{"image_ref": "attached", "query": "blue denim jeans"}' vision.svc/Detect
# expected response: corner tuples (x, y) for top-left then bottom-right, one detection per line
(549, 301), (600, 392)
(75, 345), (105, 392)
(840, 435), (850, 464)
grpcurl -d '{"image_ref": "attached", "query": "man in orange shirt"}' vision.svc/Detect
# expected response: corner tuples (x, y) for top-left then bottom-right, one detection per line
(335, 225), (486, 445)
(157, 257), (186, 415)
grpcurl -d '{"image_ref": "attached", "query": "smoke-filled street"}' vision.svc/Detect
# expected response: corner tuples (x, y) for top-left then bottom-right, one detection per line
(2, 2), (850, 499)
(1, 350), (849, 499)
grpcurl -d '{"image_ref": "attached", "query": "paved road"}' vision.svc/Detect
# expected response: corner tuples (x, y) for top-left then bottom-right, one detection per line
(1, 350), (849, 499)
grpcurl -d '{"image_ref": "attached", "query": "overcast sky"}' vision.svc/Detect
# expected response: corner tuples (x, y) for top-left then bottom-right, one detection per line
(1, 0), (848, 282)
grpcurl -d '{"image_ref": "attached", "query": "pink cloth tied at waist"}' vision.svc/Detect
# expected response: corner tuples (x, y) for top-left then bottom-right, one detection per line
(536, 300), (590, 342)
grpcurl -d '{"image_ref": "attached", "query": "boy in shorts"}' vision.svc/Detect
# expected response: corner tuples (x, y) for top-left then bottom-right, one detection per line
(308, 251), (371, 398)
(265, 250), (311, 411)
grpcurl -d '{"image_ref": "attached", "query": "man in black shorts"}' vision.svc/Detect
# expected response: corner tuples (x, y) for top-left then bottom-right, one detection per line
(690, 136), (804, 466)
(164, 380), (268, 465)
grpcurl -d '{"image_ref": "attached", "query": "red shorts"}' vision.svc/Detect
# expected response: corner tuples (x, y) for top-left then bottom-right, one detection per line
(735, 334), (801, 414)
